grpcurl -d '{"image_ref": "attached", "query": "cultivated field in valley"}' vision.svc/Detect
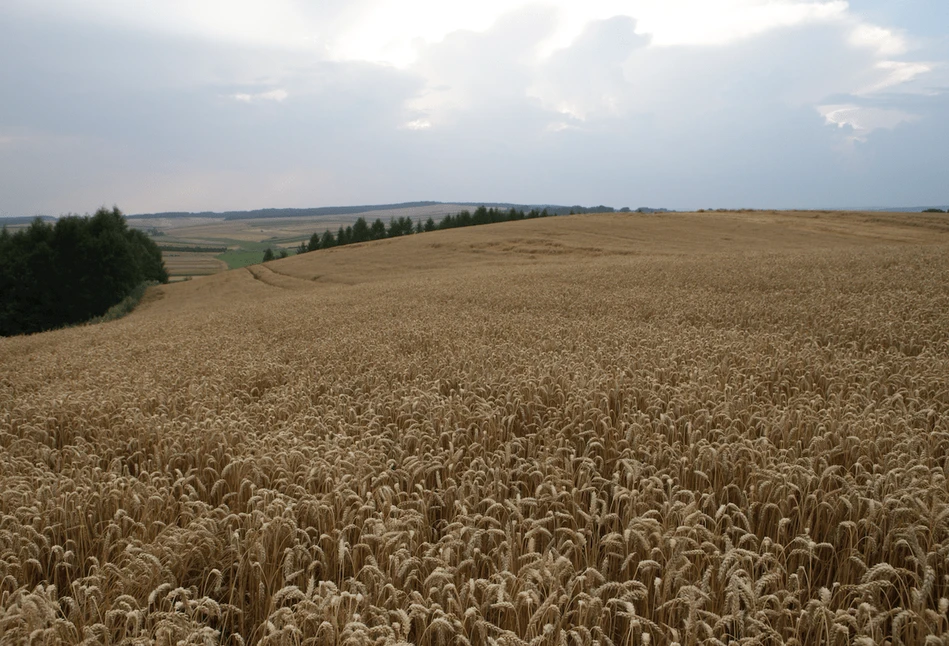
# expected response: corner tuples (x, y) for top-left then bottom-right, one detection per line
(138, 203), (475, 244)
(161, 252), (230, 280)
(2, 211), (949, 645)
(134, 204), (479, 278)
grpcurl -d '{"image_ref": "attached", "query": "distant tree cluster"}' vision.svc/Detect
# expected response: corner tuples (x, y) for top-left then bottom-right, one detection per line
(0, 207), (168, 336)
(923, 208), (946, 213)
(299, 206), (555, 253)
(262, 248), (289, 262)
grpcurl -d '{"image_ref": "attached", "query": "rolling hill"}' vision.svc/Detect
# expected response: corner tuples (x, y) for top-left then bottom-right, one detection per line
(2, 210), (949, 645)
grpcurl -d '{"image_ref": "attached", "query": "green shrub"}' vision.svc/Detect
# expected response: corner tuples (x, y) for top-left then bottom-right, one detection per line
(86, 281), (158, 325)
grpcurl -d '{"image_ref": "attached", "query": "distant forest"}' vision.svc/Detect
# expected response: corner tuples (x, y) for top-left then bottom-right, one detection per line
(130, 201), (442, 221)
(295, 205), (560, 254)
(0, 207), (168, 336)
(127, 202), (627, 221)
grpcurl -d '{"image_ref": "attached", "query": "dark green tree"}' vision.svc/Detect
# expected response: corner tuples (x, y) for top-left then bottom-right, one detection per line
(351, 217), (370, 243)
(0, 206), (168, 336)
(320, 230), (336, 248)
(370, 218), (387, 240)
(307, 232), (321, 252)
(262, 248), (275, 262)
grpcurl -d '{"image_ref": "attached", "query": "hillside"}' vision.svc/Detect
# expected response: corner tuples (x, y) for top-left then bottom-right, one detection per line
(2, 211), (949, 645)
(152, 209), (949, 302)
(125, 203), (631, 280)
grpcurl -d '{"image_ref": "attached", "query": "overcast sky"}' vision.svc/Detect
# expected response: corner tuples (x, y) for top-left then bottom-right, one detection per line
(1, 1), (946, 216)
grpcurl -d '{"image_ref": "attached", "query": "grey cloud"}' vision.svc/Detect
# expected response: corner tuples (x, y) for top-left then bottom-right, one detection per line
(409, 6), (558, 118)
(0, 10), (427, 213)
(531, 16), (649, 120)
(1, 4), (946, 216)
(393, 11), (948, 208)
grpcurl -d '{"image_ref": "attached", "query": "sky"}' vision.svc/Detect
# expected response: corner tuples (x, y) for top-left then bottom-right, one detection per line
(0, 1), (946, 216)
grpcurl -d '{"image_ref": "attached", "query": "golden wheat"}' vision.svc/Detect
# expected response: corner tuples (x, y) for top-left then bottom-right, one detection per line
(2, 213), (949, 645)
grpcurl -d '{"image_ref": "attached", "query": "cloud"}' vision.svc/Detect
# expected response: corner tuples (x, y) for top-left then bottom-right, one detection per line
(0, 135), (24, 147)
(1, 0), (351, 52)
(0, 1), (890, 65)
(630, 0), (849, 48)
(405, 6), (557, 125)
(818, 104), (920, 140)
(857, 61), (935, 94)
(849, 23), (907, 57)
(232, 89), (289, 103)
(402, 119), (432, 131)
(0, 1), (947, 216)
(530, 16), (650, 121)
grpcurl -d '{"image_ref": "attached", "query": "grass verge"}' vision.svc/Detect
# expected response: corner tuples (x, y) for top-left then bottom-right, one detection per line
(87, 281), (159, 325)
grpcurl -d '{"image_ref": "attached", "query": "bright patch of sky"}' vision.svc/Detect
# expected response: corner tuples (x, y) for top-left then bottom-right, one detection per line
(819, 104), (920, 140)
(847, 0), (949, 39)
(232, 89), (290, 103)
(0, 1), (946, 215)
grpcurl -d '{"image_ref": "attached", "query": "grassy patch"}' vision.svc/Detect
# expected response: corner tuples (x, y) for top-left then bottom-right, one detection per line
(86, 281), (158, 325)
(217, 249), (264, 269)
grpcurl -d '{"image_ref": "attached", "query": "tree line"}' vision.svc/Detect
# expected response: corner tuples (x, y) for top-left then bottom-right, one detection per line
(295, 206), (555, 254)
(128, 202), (617, 222)
(0, 207), (168, 336)
(157, 244), (228, 253)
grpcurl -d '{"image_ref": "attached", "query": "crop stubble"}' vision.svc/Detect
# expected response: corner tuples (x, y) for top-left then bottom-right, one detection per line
(1, 213), (949, 645)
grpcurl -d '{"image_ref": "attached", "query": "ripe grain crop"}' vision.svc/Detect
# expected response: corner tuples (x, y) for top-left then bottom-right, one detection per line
(2, 212), (949, 645)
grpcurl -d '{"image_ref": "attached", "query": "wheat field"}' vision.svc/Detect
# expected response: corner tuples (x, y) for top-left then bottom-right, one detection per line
(2, 211), (949, 645)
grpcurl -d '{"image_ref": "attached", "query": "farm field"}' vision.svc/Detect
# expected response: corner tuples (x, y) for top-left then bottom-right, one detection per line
(136, 204), (478, 279)
(139, 203), (473, 244)
(162, 251), (229, 279)
(2, 211), (949, 645)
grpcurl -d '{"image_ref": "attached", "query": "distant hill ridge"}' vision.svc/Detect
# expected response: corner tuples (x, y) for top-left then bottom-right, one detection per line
(129, 202), (444, 221)
(0, 215), (58, 225)
(873, 206), (949, 213)
(13, 203), (947, 223)
(125, 202), (664, 220)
